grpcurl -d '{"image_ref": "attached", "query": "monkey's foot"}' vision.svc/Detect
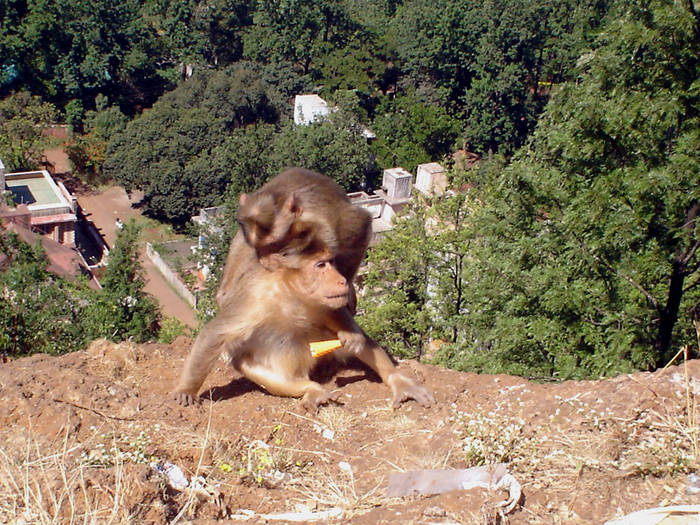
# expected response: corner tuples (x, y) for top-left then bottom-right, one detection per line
(301, 387), (342, 412)
(173, 391), (200, 407)
(387, 372), (435, 409)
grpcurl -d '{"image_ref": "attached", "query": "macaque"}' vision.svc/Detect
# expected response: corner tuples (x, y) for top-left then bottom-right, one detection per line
(228, 168), (372, 312)
(174, 237), (434, 410)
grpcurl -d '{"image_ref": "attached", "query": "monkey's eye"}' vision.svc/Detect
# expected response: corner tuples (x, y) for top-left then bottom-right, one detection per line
(314, 260), (330, 269)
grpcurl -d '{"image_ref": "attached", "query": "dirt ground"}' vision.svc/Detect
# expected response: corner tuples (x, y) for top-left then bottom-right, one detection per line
(1, 339), (699, 524)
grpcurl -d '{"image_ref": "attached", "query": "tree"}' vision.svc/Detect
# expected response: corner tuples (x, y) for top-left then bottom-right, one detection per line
(371, 92), (461, 173)
(443, 0), (700, 377)
(0, 231), (96, 356)
(0, 90), (58, 171)
(103, 64), (281, 224)
(203, 123), (278, 198)
(391, 0), (480, 101)
(272, 108), (378, 191)
(461, 0), (610, 155)
(66, 94), (128, 182)
(87, 220), (160, 342)
(0, 0), (173, 109)
(359, 178), (476, 360)
(390, 0), (611, 155)
(243, 0), (357, 75)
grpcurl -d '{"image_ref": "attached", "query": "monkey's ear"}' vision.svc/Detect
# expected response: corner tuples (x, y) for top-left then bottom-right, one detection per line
(239, 193), (248, 206)
(283, 193), (303, 218)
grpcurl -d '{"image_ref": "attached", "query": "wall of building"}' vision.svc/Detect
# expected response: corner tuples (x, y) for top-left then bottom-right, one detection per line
(146, 242), (196, 308)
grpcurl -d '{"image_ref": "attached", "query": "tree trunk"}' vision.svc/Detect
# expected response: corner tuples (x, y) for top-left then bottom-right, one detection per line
(654, 257), (686, 366)
(653, 201), (699, 367)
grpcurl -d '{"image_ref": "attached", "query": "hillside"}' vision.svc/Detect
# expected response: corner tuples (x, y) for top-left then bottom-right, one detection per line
(1, 339), (699, 524)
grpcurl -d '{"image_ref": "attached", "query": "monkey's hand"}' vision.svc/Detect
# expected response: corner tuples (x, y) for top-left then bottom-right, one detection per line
(337, 330), (366, 355)
(387, 372), (435, 409)
(302, 385), (342, 412)
(173, 390), (200, 407)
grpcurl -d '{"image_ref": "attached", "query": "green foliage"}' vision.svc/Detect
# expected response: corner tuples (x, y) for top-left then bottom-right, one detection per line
(372, 92), (461, 172)
(0, 91), (58, 171)
(203, 123), (278, 198)
(0, 0), (172, 108)
(390, 0), (610, 154)
(86, 220), (160, 342)
(316, 40), (388, 93)
(272, 108), (378, 191)
(103, 64), (281, 224)
(66, 96), (128, 183)
(189, 206), (238, 324)
(359, 200), (434, 358)
(359, 178), (480, 360)
(64, 99), (85, 132)
(0, 223), (161, 357)
(435, 0), (700, 377)
(0, 232), (95, 356)
(141, 0), (240, 67)
(158, 316), (189, 344)
(243, 0), (358, 75)
(0, 0), (252, 110)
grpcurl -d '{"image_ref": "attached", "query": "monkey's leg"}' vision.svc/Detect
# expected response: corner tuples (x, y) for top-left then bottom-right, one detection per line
(238, 359), (339, 411)
(173, 318), (231, 406)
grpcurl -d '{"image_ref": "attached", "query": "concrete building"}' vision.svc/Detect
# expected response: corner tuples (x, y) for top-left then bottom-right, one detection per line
(294, 94), (333, 126)
(415, 162), (448, 197)
(293, 94), (376, 139)
(350, 167), (414, 238)
(1, 168), (77, 245)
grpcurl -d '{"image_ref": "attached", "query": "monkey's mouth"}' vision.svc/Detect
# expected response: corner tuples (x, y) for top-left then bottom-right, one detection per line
(325, 293), (349, 307)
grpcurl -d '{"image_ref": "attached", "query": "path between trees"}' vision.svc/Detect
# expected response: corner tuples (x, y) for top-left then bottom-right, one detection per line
(77, 186), (197, 328)
(43, 133), (197, 328)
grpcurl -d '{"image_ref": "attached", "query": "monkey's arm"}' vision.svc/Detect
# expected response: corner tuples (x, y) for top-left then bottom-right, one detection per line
(173, 317), (239, 406)
(326, 309), (435, 408)
(355, 337), (435, 408)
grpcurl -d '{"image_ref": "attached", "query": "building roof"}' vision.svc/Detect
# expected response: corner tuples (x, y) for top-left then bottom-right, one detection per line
(1, 221), (99, 289)
(417, 162), (446, 174)
(294, 94), (332, 125)
(4, 170), (76, 224)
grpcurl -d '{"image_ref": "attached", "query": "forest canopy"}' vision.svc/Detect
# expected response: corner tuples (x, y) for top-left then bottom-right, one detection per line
(360, 0), (700, 378)
(1, 0), (698, 378)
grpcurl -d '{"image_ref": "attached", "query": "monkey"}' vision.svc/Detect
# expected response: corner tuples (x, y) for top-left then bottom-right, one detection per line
(174, 234), (434, 411)
(224, 168), (372, 312)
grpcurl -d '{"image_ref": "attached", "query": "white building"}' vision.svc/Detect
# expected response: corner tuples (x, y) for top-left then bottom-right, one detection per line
(294, 94), (333, 126)
(415, 162), (448, 197)
(293, 94), (376, 139)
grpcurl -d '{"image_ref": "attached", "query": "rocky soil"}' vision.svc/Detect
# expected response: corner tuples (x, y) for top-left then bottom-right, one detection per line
(2, 339), (700, 524)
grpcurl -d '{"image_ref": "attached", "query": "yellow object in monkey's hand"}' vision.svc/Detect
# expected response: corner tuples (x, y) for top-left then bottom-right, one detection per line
(309, 339), (342, 357)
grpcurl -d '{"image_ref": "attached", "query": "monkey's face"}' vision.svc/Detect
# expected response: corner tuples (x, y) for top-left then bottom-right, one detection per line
(288, 252), (349, 310)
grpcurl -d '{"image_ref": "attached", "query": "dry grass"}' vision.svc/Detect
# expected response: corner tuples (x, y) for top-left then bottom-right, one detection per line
(451, 363), (700, 496)
(315, 405), (357, 438)
(290, 463), (386, 518)
(0, 426), (132, 524)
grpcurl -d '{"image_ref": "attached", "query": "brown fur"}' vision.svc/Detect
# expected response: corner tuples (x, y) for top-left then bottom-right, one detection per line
(174, 237), (433, 411)
(229, 168), (372, 313)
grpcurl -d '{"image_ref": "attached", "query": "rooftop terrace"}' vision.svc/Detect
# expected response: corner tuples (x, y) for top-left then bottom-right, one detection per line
(5, 170), (75, 216)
